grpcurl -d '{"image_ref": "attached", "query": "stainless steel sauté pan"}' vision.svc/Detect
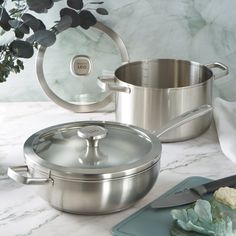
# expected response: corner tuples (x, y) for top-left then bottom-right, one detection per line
(8, 105), (212, 214)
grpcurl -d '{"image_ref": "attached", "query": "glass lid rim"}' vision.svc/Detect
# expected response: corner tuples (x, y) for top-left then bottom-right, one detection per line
(35, 21), (129, 113)
(23, 121), (162, 176)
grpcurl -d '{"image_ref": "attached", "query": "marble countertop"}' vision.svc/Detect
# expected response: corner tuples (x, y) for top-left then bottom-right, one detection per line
(0, 102), (235, 236)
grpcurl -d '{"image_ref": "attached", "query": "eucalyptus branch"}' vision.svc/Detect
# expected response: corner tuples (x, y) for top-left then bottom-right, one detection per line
(0, 0), (108, 82)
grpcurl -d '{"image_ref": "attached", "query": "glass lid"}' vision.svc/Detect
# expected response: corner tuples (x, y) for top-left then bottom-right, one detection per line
(36, 22), (129, 113)
(24, 121), (161, 178)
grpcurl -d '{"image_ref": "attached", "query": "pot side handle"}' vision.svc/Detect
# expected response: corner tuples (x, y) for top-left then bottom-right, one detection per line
(205, 62), (229, 80)
(8, 166), (52, 185)
(97, 76), (131, 93)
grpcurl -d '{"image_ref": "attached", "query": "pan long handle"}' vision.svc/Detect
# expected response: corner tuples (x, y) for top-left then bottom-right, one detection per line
(153, 105), (213, 138)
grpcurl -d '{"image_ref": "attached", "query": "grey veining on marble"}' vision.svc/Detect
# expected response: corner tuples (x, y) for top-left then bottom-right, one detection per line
(0, 102), (235, 236)
(0, 0), (236, 102)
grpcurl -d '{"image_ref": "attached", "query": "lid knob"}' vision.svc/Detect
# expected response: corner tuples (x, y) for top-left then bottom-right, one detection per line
(77, 125), (107, 147)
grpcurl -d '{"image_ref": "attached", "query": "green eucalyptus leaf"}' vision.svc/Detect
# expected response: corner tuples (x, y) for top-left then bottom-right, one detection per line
(78, 10), (96, 29)
(9, 40), (34, 58)
(22, 13), (45, 32)
(60, 8), (80, 27)
(89, 2), (104, 4)
(36, 20), (46, 32)
(13, 65), (20, 73)
(27, 30), (56, 47)
(26, 0), (54, 13)
(9, 19), (30, 34)
(0, 7), (11, 31)
(14, 28), (24, 39)
(67, 0), (83, 10)
(96, 7), (108, 15)
(16, 59), (24, 70)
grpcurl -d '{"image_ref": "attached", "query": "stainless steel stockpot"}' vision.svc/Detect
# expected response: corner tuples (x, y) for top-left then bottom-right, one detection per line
(100, 59), (229, 142)
(7, 105), (212, 214)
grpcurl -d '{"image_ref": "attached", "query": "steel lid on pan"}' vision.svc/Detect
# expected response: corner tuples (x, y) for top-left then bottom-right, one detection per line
(24, 121), (161, 180)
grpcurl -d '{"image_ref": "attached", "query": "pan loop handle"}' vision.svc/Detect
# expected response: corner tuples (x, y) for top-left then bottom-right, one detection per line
(205, 62), (229, 80)
(97, 76), (131, 93)
(153, 105), (213, 138)
(8, 165), (53, 185)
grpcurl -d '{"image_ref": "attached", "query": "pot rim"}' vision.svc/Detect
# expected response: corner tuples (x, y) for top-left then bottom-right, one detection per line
(24, 121), (162, 180)
(114, 58), (214, 91)
(26, 160), (160, 181)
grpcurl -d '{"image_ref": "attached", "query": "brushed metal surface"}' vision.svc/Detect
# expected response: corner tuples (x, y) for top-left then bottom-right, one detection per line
(24, 161), (160, 214)
(153, 105), (213, 138)
(114, 59), (228, 142)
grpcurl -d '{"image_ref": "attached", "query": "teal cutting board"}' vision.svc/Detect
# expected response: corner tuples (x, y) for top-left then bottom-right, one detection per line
(112, 176), (211, 236)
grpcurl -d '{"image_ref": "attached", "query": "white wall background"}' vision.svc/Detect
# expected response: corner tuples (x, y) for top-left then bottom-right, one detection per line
(0, 0), (236, 101)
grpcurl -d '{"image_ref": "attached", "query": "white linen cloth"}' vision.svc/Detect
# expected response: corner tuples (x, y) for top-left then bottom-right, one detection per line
(213, 97), (236, 164)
